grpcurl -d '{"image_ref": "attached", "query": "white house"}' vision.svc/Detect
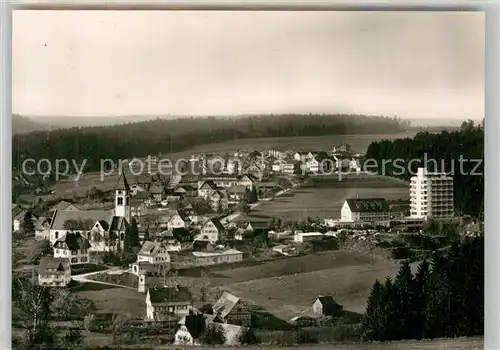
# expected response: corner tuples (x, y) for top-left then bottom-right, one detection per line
(196, 219), (225, 243)
(38, 257), (71, 287)
(53, 232), (91, 265)
(293, 232), (324, 243)
(340, 198), (390, 223)
(137, 241), (171, 264)
(34, 216), (52, 240)
(167, 210), (190, 229)
(192, 249), (244, 266)
(146, 285), (193, 321)
(12, 205), (27, 232)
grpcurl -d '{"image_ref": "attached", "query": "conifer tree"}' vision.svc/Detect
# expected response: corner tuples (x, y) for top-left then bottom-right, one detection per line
(130, 218), (140, 247)
(412, 259), (430, 339)
(362, 279), (384, 340)
(393, 260), (415, 339)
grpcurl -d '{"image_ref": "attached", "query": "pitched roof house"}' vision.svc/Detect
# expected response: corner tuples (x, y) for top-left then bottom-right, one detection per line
(50, 200), (80, 212)
(312, 295), (343, 317)
(341, 198), (390, 223)
(35, 216), (52, 240)
(196, 219), (225, 243)
(212, 292), (251, 327)
(137, 241), (171, 264)
(146, 285), (193, 320)
(38, 257), (71, 287)
(53, 232), (92, 265)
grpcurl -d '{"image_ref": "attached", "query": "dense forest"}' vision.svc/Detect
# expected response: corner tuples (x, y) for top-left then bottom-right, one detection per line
(13, 114), (409, 172)
(365, 120), (484, 218)
(363, 235), (483, 341)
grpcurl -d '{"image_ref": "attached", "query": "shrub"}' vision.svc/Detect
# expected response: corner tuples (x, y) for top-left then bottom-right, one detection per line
(332, 323), (363, 342)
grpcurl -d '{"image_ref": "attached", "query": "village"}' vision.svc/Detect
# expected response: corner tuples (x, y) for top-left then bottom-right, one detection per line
(12, 144), (481, 347)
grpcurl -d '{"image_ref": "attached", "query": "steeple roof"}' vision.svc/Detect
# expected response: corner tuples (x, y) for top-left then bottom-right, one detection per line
(116, 171), (130, 191)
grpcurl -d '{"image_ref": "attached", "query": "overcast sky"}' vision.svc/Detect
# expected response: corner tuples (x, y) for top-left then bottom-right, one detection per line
(13, 11), (484, 119)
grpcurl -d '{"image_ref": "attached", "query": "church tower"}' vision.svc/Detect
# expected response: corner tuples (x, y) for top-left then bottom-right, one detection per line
(115, 171), (131, 223)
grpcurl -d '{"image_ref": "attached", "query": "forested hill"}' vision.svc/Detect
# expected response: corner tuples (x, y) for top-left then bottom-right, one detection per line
(365, 120), (484, 218)
(13, 114), (409, 172)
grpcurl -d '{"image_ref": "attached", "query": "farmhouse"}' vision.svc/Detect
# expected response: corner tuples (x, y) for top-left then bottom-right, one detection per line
(293, 232), (324, 243)
(196, 219), (225, 243)
(146, 285), (193, 320)
(137, 241), (171, 264)
(162, 237), (182, 252)
(312, 296), (343, 317)
(243, 162), (264, 181)
(306, 153), (334, 173)
(167, 210), (190, 229)
(12, 205), (28, 232)
(53, 232), (91, 265)
(212, 292), (251, 327)
(341, 198), (390, 224)
(149, 184), (167, 201)
(198, 180), (218, 198)
(38, 257), (71, 287)
(192, 249), (243, 266)
(34, 216), (51, 240)
(227, 185), (248, 203)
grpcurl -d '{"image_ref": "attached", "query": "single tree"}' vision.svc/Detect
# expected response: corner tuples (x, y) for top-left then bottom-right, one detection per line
(201, 323), (226, 345)
(22, 210), (35, 233)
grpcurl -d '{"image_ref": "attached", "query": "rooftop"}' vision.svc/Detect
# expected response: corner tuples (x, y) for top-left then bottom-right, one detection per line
(345, 198), (390, 213)
(192, 249), (243, 258)
(148, 286), (191, 304)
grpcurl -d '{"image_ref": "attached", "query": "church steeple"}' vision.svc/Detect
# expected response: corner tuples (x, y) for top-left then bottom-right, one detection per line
(115, 171), (131, 223)
(116, 171), (130, 192)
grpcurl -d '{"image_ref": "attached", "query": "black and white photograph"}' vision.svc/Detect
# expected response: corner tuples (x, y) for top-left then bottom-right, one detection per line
(10, 9), (484, 349)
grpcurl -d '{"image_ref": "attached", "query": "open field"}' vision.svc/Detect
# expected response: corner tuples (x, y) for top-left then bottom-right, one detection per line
(205, 250), (375, 285)
(45, 133), (415, 198)
(178, 337), (484, 349)
(72, 283), (146, 318)
(225, 259), (407, 320)
(252, 174), (409, 221)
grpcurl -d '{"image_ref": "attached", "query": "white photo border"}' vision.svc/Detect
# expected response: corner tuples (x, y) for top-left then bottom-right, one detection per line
(1, 1), (496, 349)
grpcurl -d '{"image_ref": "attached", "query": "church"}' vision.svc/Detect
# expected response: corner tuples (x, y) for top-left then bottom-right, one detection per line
(49, 172), (133, 252)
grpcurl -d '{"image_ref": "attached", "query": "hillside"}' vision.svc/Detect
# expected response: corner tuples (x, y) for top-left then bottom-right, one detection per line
(13, 113), (410, 173)
(12, 114), (51, 134)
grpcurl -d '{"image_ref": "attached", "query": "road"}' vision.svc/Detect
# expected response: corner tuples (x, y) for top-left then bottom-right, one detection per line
(72, 267), (137, 291)
(220, 182), (299, 226)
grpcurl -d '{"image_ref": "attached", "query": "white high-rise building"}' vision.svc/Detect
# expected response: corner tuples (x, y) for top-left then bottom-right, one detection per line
(410, 167), (454, 219)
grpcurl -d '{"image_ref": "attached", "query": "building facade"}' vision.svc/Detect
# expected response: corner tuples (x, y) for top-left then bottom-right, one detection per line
(340, 198), (391, 223)
(410, 167), (454, 219)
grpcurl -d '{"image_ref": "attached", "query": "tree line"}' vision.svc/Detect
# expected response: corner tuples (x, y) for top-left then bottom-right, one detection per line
(13, 114), (409, 173)
(363, 235), (483, 341)
(365, 120), (484, 217)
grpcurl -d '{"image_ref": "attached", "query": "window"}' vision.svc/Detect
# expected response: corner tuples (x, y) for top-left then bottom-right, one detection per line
(55, 231), (59, 239)
(126, 197), (130, 206)
(81, 257), (88, 263)
(117, 197), (123, 205)
(71, 258), (78, 263)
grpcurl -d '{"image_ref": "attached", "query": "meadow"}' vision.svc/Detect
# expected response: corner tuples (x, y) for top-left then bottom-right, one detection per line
(252, 174), (409, 221)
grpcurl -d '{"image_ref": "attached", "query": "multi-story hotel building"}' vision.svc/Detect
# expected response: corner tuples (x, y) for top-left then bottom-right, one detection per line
(410, 167), (454, 219)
